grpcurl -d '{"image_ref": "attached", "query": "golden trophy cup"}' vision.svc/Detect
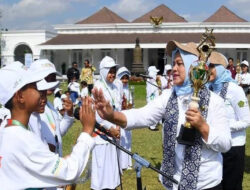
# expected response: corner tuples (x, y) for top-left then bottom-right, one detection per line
(177, 28), (215, 146)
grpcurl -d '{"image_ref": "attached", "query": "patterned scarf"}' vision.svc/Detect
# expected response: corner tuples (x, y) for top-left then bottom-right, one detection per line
(162, 87), (210, 190)
(219, 82), (229, 100)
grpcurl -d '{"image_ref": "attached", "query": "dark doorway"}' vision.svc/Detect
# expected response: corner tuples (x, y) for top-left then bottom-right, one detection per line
(14, 44), (33, 64)
(157, 49), (165, 75)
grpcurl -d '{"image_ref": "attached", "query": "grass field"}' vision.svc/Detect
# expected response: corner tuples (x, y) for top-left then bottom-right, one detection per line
(61, 84), (250, 190)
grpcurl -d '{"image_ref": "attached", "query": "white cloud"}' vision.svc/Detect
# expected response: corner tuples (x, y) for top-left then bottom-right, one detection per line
(1, 0), (67, 22)
(181, 12), (209, 22)
(109, 0), (157, 21)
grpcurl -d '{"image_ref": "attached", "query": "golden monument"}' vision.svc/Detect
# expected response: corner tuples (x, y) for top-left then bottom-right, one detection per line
(177, 28), (215, 145)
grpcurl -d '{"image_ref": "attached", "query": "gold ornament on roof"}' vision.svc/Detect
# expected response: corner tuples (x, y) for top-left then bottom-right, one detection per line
(150, 16), (163, 27)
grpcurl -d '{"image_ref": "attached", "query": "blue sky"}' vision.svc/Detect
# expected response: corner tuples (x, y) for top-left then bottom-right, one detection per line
(0, 0), (249, 30)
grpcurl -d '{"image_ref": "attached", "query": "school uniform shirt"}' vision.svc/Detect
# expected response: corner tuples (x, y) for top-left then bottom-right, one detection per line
(0, 107), (10, 128)
(68, 82), (80, 95)
(94, 80), (122, 145)
(0, 125), (94, 189)
(91, 80), (122, 190)
(53, 97), (63, 111)
(29, 102), (74, 156)
(146, 78), (159, 103)
(119, 85), (133, 169)
(80, 87), (89, 98)
(236, 72), (250, 85)
(122, 89), (232, 190)
(218, 82), (250, 146)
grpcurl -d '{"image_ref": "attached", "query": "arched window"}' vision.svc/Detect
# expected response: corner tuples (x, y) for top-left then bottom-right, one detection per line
(14, 44), (33, 64)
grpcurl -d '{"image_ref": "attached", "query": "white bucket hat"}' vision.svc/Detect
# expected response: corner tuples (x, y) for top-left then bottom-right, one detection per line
(29, 59), (60, 90)
(241, 60), (249, 67)
(99, 56), (118, 70)
(148, 66), (159, 73)
(165, 64), (172, 71)
(0, 61), (56, 105)
(54, 88), (61, 95)
(116, 67), (131, 79)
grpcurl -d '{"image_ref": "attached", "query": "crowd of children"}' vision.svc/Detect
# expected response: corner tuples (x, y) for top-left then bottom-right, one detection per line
(0, 47), (250, 190)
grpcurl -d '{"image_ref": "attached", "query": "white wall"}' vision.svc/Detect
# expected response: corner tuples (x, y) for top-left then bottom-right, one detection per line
(1, 30), (55, 66)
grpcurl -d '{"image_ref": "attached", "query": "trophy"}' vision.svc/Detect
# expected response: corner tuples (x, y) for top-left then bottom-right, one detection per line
(177, 28), (215, 146)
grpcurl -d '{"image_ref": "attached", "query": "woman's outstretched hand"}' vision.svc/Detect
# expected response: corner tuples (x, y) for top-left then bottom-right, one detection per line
(92, 87), (114, 121)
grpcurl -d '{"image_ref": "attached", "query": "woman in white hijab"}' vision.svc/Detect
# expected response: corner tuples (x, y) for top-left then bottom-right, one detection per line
(146, 66), (160, 130)
(116, 67), (133, 170)
(91, 56), (121, 190)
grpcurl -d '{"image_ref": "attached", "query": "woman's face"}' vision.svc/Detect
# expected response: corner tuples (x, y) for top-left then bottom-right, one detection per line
(172, 52), (186, 86)
(106, 67), (116, 83)
(121, 75), (129, 86)
(208, 64), (216, 82)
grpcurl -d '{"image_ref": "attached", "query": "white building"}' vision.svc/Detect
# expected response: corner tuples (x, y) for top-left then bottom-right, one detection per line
(2, 4), (250, 74)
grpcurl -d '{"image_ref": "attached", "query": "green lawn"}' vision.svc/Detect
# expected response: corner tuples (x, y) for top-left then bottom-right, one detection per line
(61, 84), (250, 190)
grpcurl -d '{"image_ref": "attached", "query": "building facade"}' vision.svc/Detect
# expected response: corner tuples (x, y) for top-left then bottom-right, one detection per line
(2, 5), (250, 74)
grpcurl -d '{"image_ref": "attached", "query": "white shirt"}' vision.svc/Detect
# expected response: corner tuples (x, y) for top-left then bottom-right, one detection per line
(217, 82), (250, 146)
(0, 126), (94, 189)
(146, 78), (159, 103)
(68, 82), (80, 95)
(0, 107), (10, 128)
(80, 87), (89, 98)
(122, 89), (232, 190)
(53, 97), (63, 111)
(236, 72), (250, 85)
(93, 80), (122, 144)
(29, 102), (74, 156)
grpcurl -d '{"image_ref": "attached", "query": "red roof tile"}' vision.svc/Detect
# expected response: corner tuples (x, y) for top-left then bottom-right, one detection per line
(76, 7), (128, 24)
(204, 5), (247, 22)
(41, 33), (250, 45)
(132, 4), (187, 23)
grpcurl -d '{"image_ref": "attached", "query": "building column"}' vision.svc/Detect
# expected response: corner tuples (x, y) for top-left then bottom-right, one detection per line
(68, 49), (72, 67)
(143, 48), (149, 71)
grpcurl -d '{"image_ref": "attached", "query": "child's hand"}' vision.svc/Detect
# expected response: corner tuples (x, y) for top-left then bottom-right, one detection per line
(80, 97), (96, 135)
(63, 98), (73, 116)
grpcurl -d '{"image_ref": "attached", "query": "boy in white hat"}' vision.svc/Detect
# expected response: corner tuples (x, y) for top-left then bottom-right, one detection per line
(116, 66), (133, 170)
(91, 56), (121, 190)
(236, 60), (250, 96)
(146, 65), (160, 130)
(0, 61), (95, 189)
(28, 59), (74, 157)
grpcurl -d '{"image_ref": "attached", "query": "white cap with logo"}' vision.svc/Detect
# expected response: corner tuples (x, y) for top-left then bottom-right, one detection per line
(29, 59), (60, 90)
(0, 61), (57, 105)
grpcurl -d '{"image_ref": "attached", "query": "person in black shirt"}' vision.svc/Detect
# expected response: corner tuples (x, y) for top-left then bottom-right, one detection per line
(66, 62), (80, 83)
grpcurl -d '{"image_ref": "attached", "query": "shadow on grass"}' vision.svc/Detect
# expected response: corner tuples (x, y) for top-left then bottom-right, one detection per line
(245, 154), (250, 174)
(150, 157), (162, 170)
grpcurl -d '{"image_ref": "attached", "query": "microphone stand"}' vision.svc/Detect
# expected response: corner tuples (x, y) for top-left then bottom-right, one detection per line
(94, 123), (178, 190)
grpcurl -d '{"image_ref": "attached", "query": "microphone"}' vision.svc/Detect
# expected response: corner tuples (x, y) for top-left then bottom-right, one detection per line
(139, 74), (153, 79)
(73, 107), (112, 137)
